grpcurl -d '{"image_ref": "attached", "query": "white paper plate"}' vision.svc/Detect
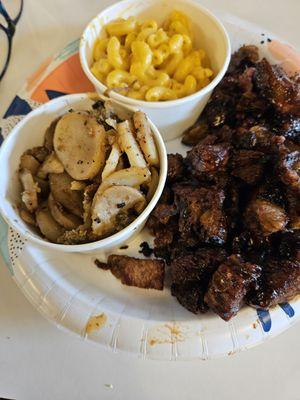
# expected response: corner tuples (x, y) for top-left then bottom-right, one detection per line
(3, 12), (300, 360)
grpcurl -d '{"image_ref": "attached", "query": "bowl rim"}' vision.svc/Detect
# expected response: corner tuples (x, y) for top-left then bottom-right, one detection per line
(0, 93), (168, 252)
(79, 0), (231, 109)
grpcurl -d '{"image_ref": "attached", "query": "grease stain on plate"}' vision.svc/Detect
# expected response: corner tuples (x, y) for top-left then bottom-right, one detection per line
(252, 321), (258, 329)
(148, 323), (190, 346)
(85, 313), (107, 334)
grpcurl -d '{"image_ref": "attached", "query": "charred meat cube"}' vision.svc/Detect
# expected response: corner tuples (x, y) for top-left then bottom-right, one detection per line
(173, 185), (203, 241)
(205, 94), (236, 128)
(284, 139), (300, 153)
(230, 149), (267, 185)
(223, 178), (241, 231)
(274, 230), (300, 260)
(255, 58), (300, 116)
(273, 114), (300, 143)
(151, 203), (177, 225)
(173, 185), (227, 245)
(171, 248), (227, 286)
(97, 255), (165, 290)
(171, 283), (208, 314)
(167, 153), (185, 182)
(171, 254), (208, 286)
(186, 142), (230, 179)
(186, 126), (233, 149)
(236, 92), (271, 119)
(272, 229), (300, 263)
(152, 217), (179, 262)
(153, 245), (172, 263)
(170, 247), (227, 316)
(234, 125), (273, 151)
(228, 45), (259, 73)
(204, 255), (261, 321)
(238, 67), (256, 93)
(234, 126), (258, 149)
(147, 215), (178, 262)
(256, 179), (287, 208)
(248, 259), (300, 309)
(201, 187), (227, 246)
(232, 232), (273, 265)
(198, 190), (227, 245)
(278, 150), (300, 189)
(192, 134), (219, 146)
(153, 225), (175, 249)
(168, 241), (193, 261)
(244, 198), (288, 237)
(286, 187), (300, 229)
(215, 125), (234, 143)
(146, 214), (160, 236)
(182, 120), (210, 146)
(158, 186), (173, 205)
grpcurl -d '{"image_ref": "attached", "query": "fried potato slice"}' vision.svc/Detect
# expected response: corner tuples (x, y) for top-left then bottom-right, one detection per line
(37, 152), (64, 179)
(20, 154), (40, 175)
(83, 183), (99, 227)
(101, 142), (122, 180)
(19, 207), (36, 226)
(54, 112), (106, 180)
(70, 181), (87, 191)
(25, 146), (49, 162)
(36, 204), (65, 242)
(44, 118), (60, 151)
(49, 172), (83, 217)
(105, 166), (150, 186)
(48, 194), (82, 230)
(133, 111), (159, 166)
(91, 185), (146, 236)
(96, 167), (151, 199)
(117, 120), (147, 168)
(34, 176), (50, 198)
(19, 169), (41, 212)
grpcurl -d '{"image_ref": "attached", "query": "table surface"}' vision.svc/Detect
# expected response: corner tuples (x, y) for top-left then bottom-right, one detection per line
(0, 1), (299, 399)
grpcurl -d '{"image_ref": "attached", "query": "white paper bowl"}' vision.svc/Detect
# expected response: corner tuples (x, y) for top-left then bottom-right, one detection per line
(79, 0), (231, 141)
(0, 93), (167, 253)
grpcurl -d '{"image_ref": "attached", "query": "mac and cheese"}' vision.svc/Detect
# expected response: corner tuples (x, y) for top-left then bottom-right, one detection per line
(91, 11), (213, 101)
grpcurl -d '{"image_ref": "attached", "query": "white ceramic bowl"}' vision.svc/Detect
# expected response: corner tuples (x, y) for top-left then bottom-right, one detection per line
(0, 93), (167, 253)
(79, 0), (231, 141)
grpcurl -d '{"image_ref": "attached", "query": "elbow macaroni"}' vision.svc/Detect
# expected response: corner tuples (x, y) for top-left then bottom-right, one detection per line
(106, 16), (136, 36)
(145, 86), (178, 101)
(91, 11), (213, 101)
(107, 36), (124, 69)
